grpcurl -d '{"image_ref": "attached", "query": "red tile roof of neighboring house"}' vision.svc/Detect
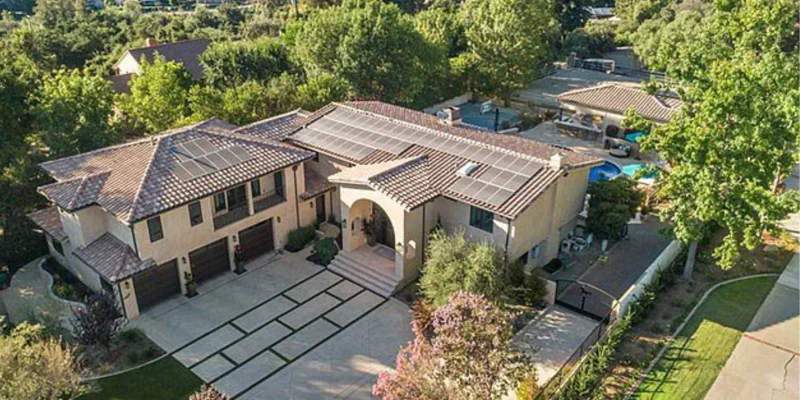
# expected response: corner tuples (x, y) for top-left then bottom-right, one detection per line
(38, 119), (315, 223)
(116, 38), (209, 81)
(557, 84), (681, 123)
(26, 207), (67, 241)
(73, 233), (154, 282)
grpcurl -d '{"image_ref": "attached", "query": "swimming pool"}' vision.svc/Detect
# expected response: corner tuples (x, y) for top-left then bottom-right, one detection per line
(455, 102), (520, 131)
(589, 161), (622, 181)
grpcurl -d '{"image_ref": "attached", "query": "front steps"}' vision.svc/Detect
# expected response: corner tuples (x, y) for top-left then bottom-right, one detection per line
(328, 252), (400, 297)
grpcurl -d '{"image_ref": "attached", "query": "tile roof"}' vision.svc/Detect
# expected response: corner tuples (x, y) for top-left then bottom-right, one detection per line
(26, 207), (67, 241)
(291, 102), (602, 219)
(329, 156), (437, 210)
(39, 120), (315, 223)
(233, 110), (301, 141)
(110, 73), (133, 94)
(73, 233), (154, 283)
(557, 84), (681, 123)
(299, 168), (335, 201)
(119, 39), (209, 80)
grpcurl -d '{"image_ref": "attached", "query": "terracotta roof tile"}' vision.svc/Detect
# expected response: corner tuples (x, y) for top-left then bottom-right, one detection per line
(120, 39), (208, 80)
(26, 207), (67, 241)
(233, 110), (301, 141)
(557, 84), (681, 123)
(73, 233), (154, 282)
(299, 168), (335, 201)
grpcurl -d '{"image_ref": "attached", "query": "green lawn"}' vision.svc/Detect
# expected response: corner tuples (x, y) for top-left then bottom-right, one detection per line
(81, 356), (202, 400)
(632, 276), (777, 400)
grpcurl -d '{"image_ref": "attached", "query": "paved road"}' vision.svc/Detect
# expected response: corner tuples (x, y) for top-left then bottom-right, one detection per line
(705, 253), (799, 400)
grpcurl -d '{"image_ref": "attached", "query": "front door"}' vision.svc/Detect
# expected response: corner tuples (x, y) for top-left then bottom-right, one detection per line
(316, 194), (326, 225)
(372, 203), (394, 248)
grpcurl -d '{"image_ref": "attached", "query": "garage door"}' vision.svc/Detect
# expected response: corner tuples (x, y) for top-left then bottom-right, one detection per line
(189, 238), (230, 284)
(239, 219), (274, 261)
(133, 259), (181, 311)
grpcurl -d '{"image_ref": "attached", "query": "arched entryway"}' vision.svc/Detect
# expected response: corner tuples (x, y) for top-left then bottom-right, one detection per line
(369, 203), (395, 249)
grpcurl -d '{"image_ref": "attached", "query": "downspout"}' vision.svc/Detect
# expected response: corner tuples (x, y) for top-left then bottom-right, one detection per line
(503, 217), (512, 263)
(292, 165), (300, 228)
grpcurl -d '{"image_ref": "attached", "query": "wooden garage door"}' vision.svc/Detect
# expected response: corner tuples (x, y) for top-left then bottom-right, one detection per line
(239, 219), (274, 262)
(133, 259), (181, 311)
(189, 238), (230, 284)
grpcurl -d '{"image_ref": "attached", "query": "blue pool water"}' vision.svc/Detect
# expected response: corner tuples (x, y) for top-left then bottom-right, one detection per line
(589, 161), (622, 181)
(624, 131), (647, 143)
(455, 102), (520, 131)
(622, 163), (656, 179)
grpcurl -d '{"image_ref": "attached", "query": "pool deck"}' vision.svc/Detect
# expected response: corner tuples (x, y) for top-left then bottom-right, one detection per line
(518, 122), (657, 168)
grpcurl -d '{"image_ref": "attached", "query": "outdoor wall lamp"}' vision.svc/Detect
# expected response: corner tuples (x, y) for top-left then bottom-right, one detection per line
(277, 216), (281, 223)
(310, 202), (314, 208)
(181, 256), (187, 264)
(232, 235), (237, 243)
(123, 281), (130, 290)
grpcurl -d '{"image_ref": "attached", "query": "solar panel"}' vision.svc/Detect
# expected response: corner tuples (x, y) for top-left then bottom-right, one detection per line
(194, 139), (216, 154)
(486, 188), (514, 207)
(474, 185), (499, 203)
(182, 141), (204, 158)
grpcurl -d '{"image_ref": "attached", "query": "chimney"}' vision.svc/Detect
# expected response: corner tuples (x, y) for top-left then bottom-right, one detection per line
(442, 106), (462, 126)
(145, 38), (159, 47)
(549, 152), (565, 170)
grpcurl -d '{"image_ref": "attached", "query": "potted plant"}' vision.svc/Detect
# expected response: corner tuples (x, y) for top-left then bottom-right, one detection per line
(233, 244), (246, 275)
(363, 218), (377, 246)
(184, 271), (197, 298)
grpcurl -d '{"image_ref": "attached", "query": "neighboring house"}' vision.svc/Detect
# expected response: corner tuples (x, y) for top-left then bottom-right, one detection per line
(557, 84), (681, 127)
(29, 102), (602, 319)
(110, 38), (209, 94)
(585, 6), (618, 20)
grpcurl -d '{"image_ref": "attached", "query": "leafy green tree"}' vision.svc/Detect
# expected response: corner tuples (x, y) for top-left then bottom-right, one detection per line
(289, 0), (448, 107)
(33, 68), (116, 158)
(190, 76), (297, 126)
(554, 0), (591, 33)
(461, 0), (558, 101)
(0, 319), (90, 400)
(119, 55), (192, 133)
(296, 72), (352, 111)
(420, 229), (506, 306)
(413, 7), (465, 57)
(200, 37), (292, 88)
(586, 178), (643, 241)
(620, 107), (654, 135)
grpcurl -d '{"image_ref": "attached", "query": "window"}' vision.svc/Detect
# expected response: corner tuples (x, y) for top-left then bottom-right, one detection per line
(51, 237), (64, 255)
(274, 170), (285, 198)
(469, 206), (494, 233)
(188, 202), (203, 226)
(147, 216), (163, 242)
(214, 192), (227, 213)
(251, 179), (262, 197)
(227, 185), (247, 209)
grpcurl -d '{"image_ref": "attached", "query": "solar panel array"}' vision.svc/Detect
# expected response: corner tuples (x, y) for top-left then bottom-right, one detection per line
(170, 138), (252, 181)
(299, 108), (549, 207)
(292, 128), (375, 160)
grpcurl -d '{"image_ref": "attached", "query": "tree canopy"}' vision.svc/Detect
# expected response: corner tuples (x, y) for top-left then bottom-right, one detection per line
(641, 0), (800, 268)
(118, 55), (193, 133)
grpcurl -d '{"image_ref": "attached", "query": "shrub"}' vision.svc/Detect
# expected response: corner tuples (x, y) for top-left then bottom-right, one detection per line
(142, 346), (161, 360)
(71, 293), (125, 355)
(586, 177), (643, 241)
(285, 225), (316, 252)
(505, 262), (548, 306)
(516, 369), (540, 400)
(0, 271), (8, 288)
(523, 270), (549, 305)
(190, 385), (228, 400)
(420, 230), (505, 306)
(124, 350), (141, 366)
(310, 237), (338, 266)
(119, 328), (144, 344)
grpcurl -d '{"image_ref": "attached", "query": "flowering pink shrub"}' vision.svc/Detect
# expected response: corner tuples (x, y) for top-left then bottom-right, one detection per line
(374, 291), (529, 400)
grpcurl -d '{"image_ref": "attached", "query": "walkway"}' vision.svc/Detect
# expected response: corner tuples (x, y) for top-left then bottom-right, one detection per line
(705, 253), (799, 400)
(133, 250), (413, 399)
(0, 257), (75, 333)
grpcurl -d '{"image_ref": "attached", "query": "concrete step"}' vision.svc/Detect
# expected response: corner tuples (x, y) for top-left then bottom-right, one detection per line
(328, 254), (399, 297)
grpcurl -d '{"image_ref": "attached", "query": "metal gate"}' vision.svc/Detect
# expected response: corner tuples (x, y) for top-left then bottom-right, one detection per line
(554, 279), (616, 322)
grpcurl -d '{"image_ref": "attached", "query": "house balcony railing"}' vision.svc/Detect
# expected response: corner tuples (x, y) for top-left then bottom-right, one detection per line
(254, 194), (285, 214)
(213, 205), (249, 230)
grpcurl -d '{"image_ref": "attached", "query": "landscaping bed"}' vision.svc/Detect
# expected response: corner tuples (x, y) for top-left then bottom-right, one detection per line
(80, 328), (166, 376)
(42, 257), (91, 303)
(80, 356), (202, 400)
(631, 276), (777, 400)
(589, 230), (796, 399)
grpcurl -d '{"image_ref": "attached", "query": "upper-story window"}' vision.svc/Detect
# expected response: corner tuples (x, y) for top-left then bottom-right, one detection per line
(147, 216), (164, 242)
(274, 170), (285, 198)
(214, 193), (227, 214)
(469, 206), (494, 233)
(188, 201), (203, 226)
(251, 179), (262, 198)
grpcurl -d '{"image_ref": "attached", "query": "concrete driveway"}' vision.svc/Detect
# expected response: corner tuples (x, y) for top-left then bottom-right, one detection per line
(132, 251), (413, 399)
(705, 254), (799, 400)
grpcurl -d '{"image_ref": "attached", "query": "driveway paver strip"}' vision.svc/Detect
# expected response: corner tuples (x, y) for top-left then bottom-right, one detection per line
(223, 321), (293, 364)
(279, 293), (341, 329)
(174, 325), (245, 367)
(232, 296), (297, 333)
(191, 355), (236, 382)
(283, 271), (342, 303)
(214, 351), (286, 398)
(272, 319), (341, 360)
(325, 291), (384, 327)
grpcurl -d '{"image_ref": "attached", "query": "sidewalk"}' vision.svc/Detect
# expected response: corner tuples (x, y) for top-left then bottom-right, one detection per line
(0, 257), (75, 333)
(704, 253), (799, 400)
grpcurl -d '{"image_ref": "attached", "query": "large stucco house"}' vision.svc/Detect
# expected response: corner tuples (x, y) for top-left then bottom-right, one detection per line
(28, 101), (602, 319)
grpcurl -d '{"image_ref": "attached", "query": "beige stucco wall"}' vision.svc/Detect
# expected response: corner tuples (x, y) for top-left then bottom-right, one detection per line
(305, 154), (351, 222)
(46, 235), (104, 292)
(433, 196), (510, 248)
(132, 166), (303, 293)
